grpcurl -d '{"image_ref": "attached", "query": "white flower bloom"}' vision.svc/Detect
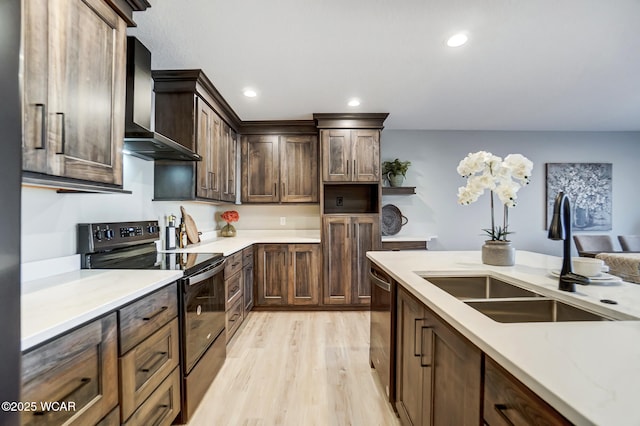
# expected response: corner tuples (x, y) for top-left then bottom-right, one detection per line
(457, 184), (482, 205)
(504, 154), (533, 184)
(456, 151), (532, 239)
(496, 181), (521, 207)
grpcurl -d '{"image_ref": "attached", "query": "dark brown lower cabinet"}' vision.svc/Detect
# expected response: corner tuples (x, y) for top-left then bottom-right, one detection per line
(21, 314), (118, 426)
(395, 286), (482, 426)
(255, 244), (320, 306)
(323, 214), (379, 306)
(484, 357), (572, 426)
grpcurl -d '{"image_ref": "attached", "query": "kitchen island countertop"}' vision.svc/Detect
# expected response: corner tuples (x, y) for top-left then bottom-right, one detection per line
(367, 250), (640, 426)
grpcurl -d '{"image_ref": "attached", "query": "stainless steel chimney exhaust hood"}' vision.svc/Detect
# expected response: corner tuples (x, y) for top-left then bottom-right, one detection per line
(124, 37), (201, 161)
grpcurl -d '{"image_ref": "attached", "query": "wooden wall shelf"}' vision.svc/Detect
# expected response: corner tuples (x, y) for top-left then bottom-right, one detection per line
(382, 186), (416, 195)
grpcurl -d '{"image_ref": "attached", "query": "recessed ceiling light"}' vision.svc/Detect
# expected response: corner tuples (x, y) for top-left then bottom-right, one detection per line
(243, 89), (257, 98)
(446, 33), (468, 47)
(348, 99), (361, 107)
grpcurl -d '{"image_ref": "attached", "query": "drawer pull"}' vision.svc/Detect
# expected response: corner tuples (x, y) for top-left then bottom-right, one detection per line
(413, 318), (427, 357)
(34, 377), (91, 416)
(494, 404), (517, 426)
(140, 351), (168, 373)
(229, 313), (240, 322)
(143, 306), (168, 321)
(151, 404), (171, 426)
(231, 262), (240, 267)
(230, 286), (239, 294)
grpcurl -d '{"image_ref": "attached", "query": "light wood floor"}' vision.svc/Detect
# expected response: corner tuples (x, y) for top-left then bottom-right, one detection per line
(187, 311), (401, 426)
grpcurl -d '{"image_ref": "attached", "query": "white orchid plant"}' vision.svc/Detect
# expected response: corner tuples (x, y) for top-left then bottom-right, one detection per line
(457, 151), (533, 241)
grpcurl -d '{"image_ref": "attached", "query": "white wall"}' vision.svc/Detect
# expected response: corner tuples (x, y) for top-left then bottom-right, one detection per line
(21, 155), (218, 262)
(21, 154), (321, 263)
(381, 130), (640, 255)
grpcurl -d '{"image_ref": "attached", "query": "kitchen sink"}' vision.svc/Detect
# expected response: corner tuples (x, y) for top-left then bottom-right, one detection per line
(422, 276), (541, 300)
(465, 298), (613, 323)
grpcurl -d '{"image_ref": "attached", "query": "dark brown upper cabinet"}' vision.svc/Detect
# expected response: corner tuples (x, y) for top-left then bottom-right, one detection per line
(22, 0), (127, 190)
(240, 132), (318, 204)
(152, 70), (241, 203)
(321, 129), (380, 182)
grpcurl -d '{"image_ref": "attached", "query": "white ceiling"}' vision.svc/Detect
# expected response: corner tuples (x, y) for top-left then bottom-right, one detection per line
(129, 0), (640, 131)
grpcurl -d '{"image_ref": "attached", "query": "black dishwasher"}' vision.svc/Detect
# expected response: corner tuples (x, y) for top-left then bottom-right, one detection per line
(369, 261), (396, 406)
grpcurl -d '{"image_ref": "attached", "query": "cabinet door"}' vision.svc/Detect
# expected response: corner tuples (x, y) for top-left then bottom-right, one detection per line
(288, 244), (320, 306)
(431, 313), (482, 426)
(22, 0), (49, 174)
(352, 130), (380, 182)
(351, 215), (380, 305)
(321, 130), (352, 182)
(22, 314), (118, 426)
(220, 125), (237, 202)
(196, 99), (222, 200)
(48, 0), (125, 185)
(322, 216), (351, 304)
(280, 135), (318, 202)
(256, 244), (288, 305)
(241, 135), (280, 203)
(396, 287), (430, 426)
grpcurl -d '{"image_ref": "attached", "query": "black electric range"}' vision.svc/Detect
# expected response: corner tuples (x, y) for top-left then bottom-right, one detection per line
(78, 220), (224, 275)
(77, 220), (227, 424)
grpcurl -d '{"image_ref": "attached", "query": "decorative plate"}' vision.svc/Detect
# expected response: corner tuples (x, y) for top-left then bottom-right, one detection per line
(381, 204), (408, 236)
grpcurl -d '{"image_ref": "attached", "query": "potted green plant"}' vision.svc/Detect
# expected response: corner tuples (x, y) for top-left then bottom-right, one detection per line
(382, 158), (411, 187)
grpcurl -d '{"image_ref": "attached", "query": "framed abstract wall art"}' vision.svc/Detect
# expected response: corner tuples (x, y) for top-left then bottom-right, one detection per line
(545, 163), (612, 231)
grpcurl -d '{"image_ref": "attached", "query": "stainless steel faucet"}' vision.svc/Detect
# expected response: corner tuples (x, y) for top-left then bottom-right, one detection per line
(547, 192), (591, 292)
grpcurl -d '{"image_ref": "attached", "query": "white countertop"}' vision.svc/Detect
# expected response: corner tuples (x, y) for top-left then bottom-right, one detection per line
(21, 269), (183, 351)
(366, 250), (640, 426)
(162, 229), (321, 256)
(381, 235), (437, 242)
(21, 230), (320, 351)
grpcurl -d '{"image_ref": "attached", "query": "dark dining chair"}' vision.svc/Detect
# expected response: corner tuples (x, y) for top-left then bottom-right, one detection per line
(573, 235), (616, 255)
(618, 235), (640, 251)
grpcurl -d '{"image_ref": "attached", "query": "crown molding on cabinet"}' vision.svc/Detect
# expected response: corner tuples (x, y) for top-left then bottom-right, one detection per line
(313, 113), (389, 130)
(240, 120), (318, 135)
(152, 69), (243, 131)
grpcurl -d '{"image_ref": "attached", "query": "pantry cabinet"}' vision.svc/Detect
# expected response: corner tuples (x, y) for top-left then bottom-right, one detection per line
(22, 0), (126, 188)
(323, 215), (380, 305)
(241, 134), (318, 203)
(255, 244), (321, 306)
(395, 286), (482, 426)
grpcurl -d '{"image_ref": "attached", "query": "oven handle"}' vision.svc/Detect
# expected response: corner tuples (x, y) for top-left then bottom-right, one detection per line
(186, 259), (226, 286)
(369, 269), (391, 292)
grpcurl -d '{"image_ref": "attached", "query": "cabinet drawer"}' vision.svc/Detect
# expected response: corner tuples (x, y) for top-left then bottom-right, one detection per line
(21, 314), (118, 426)
(225, 269), (243, 309)
(97, 407), (120, 426)
(123, 367), (181, 426)
(243, 246), (254, 266)
(120, 318), (180, 421)
(484, 357), (571, 426)
(225, 251), (243, 278)
(225, 298), (244, 343)
(119, 283), (178, 354)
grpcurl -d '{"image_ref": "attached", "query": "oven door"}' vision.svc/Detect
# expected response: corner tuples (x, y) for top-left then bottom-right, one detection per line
(182, 260), (226, 374)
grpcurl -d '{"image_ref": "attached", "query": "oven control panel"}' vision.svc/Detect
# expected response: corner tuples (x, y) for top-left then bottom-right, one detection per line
(78, 220), (160, 253)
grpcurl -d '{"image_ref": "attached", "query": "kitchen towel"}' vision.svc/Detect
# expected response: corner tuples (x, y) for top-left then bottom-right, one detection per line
(596, 253), (640, 284)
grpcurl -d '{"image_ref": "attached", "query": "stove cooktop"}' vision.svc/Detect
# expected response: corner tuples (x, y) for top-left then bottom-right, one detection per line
(78, 220), (224, 275)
